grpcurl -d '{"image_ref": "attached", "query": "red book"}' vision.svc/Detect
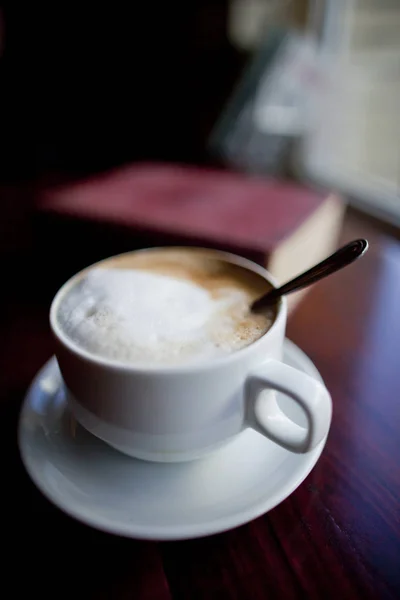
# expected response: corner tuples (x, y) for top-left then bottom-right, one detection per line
(37, 163), (344, 308)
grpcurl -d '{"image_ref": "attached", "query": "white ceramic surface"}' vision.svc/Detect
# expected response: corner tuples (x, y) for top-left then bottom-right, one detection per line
(50, 248), (332, 461)
(18, 339), (329, 540)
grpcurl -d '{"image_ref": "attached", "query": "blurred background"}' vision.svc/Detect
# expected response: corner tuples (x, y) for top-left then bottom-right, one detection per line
(0, 0), (399, 297)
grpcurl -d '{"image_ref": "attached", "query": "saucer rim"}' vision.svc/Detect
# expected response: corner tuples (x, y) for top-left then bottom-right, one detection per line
(18, 339), (328, 540)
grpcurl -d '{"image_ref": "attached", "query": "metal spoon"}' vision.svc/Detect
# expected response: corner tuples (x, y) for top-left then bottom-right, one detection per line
(251, 239), (369, 312)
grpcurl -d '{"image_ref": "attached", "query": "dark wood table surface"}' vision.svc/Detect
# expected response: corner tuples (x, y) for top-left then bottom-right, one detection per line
(1, 210), (399, 599)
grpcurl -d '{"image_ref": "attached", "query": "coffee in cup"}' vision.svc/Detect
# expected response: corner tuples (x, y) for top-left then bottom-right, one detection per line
(51, 248), (331, 461)
(56, 248), (276, 367)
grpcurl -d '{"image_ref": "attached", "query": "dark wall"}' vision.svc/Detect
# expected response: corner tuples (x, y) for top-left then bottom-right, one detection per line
(0, 3), (245, 181)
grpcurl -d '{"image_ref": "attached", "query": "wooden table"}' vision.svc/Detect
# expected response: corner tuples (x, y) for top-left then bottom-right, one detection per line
(1, 211), (399, 599)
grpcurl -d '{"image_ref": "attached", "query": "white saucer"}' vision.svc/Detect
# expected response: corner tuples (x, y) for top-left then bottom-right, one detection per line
(19, 339), (329, 540)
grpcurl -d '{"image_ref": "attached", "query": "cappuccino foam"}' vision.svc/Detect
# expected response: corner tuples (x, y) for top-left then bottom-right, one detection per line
(57, 252), (274, 366)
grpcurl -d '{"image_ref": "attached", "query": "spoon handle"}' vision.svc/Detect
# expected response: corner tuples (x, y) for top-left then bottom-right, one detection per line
(252, 239), (369, 311)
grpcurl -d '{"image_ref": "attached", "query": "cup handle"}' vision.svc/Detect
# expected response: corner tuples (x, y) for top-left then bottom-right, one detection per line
(245, 360), (332, 453)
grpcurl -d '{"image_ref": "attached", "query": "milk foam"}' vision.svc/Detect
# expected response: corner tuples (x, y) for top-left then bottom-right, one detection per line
(58, 268), (268, 365)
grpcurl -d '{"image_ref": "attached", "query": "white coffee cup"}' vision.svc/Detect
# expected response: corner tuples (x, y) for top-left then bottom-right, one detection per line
(50, 249), (332, 462)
